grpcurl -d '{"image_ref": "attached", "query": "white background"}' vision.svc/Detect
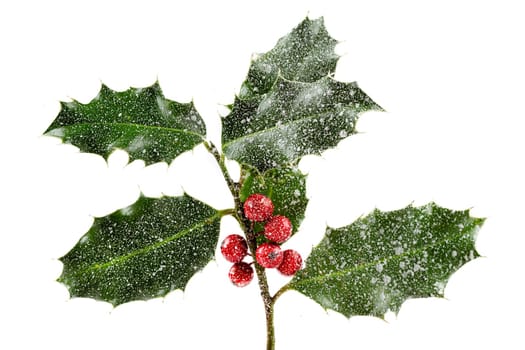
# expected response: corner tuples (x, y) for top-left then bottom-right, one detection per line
(1, 1), (524, 349)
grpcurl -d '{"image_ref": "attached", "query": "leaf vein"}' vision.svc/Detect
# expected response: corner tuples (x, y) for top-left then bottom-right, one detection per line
(77, 212), (221, 276)
(290, 227), (476, 289)
(49, 122), (206, 139)
(223, 107), (354, 149)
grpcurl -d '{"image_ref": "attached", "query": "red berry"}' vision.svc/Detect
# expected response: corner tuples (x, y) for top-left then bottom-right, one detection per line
(277, 249), (302, 276)
(221, 234), (248, 263)
(255, 243), (283, 268)
(243, 194), (274, 222)
(264, 215), (292, 243)
(228, 262), (254, 287)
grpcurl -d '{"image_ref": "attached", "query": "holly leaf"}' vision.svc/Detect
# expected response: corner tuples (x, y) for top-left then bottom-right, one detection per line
(239, 17), (339, 98)
(45, 83), (206, 165)
(288, 203), (484, 318)
(222, 76), (382, 171)
(222, 16), (382, 172)
(58, 194), (221, 306)
(240, 166), (307, 235)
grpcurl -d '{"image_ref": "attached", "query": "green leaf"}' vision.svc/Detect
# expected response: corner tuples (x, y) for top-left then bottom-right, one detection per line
(58, 194), (221, 306)
(239, 17), (339, 98)
(45, 83), (206, 165)
(288, 203), (484, 318)
(240, 166), (307, 235)
(222, 76), (382, 171)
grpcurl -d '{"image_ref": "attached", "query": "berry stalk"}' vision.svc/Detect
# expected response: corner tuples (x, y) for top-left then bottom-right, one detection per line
(246, 233), (276, 350)
(205, 141), (277, 350)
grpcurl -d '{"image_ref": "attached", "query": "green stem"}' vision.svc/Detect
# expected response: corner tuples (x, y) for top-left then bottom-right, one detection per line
(218, 208), (236, 217)
(205, 141), (276, 350)
(247, 235), (275, 350)
(272, 284), (290, 303)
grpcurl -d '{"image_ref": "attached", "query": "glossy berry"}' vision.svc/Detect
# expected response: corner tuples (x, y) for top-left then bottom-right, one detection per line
(244, 193), (274, 222)
(264, 215), (292, 243)
(277, 249), (302, 276)
(228, 262), (254, 287)
(255, 243), (283, 268)
(220, 234), (248, 263)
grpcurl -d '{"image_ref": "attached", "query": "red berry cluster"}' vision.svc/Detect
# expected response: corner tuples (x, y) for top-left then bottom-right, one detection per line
(221, 193), (302, 287)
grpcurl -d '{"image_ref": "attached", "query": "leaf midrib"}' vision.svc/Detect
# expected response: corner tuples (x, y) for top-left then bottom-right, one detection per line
(289, 224), (477, 289)
(48, 121), (206, 139)
(69, 212), (221, 277)
(223, 106), (354, 150)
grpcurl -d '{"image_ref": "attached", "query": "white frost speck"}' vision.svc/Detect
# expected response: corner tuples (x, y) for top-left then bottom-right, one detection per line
(120, 205), (134, 216)
(383, 275), (391, 285)
(127, 135), (151, 152)
(434, 281), (446, 294)
(47, 127), (65, 138)
(375, 263), (384, 273)
(293, 83), (326, 108)
(257, 95), (274, 114)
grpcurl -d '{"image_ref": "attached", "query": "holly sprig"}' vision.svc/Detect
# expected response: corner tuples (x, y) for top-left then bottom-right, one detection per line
(44, 17), (484, 350)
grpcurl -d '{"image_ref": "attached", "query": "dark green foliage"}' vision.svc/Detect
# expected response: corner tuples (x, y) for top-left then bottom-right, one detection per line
(222, 18), (382, 172)
(58, 195), (220, 306)
(239, 17), (339, 98)
(289, 203), (484, 317)
(46, 83), (206, 165)
(240, 166), (307, 235)
(46, 18), (484, 326)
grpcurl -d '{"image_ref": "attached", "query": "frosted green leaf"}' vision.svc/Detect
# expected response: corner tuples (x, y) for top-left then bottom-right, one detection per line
(222, 16), (382, 172)
(45, 83), (206, 165)
(58, 194), (220, 306)
(223, 77), (382, 171)
(288, 203), (484, 318)
(240, 166), (307, 235)
(240, 17), (339, 98)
